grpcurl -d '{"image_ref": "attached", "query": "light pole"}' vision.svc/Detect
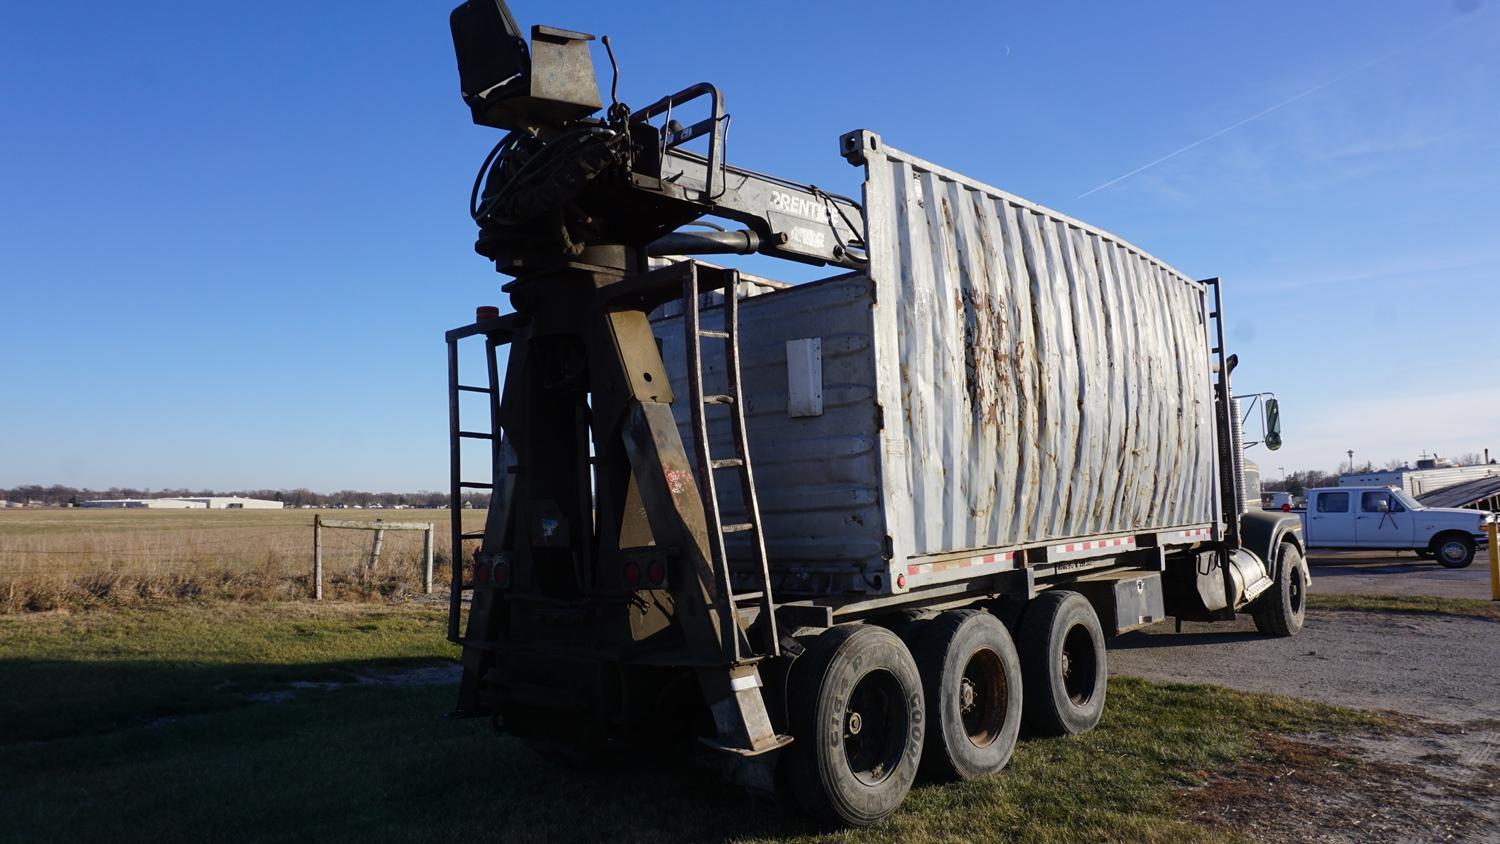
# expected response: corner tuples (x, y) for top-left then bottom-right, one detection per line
(1346, 449), (1354, 474)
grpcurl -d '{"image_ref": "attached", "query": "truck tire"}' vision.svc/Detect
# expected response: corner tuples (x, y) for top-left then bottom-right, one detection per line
(1432, 534), (1476, 569)
(1252, 541), (1306, 637)
(1016, 590), (1107, 737)
(784, 624), (924, 826)
(911, 610), (1022, 781)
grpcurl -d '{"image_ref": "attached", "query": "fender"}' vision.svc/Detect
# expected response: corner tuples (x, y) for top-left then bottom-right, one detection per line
(1239, 508), (1305, 580)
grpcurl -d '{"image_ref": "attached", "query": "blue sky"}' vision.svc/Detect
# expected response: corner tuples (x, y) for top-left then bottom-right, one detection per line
(2, 0), (1497, 491)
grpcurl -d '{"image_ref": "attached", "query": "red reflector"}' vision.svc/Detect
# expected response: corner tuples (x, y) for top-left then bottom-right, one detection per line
(646, 560), (666, 586)
(896, 573), (906, 589)
(1282, 504), (1291, 511)
(492, 562), (510, 588)
(623, 561), (642, 588)
(473, 559), (491, 584)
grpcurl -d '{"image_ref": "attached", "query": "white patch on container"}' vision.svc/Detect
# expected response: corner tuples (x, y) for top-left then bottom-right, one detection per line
(786, 338), (823, 418)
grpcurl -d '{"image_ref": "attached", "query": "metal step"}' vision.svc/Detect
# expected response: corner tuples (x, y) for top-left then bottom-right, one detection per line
(710, 458), (744, 469)
(703, 394), (735, 405)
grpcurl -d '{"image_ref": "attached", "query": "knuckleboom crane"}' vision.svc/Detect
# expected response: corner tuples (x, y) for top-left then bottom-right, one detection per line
(444, 1), (862, 780)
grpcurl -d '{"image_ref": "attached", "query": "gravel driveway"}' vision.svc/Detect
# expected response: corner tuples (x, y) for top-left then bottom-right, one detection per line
(1110, 609), (1500, 723)
(1307, 550), (1497, 601)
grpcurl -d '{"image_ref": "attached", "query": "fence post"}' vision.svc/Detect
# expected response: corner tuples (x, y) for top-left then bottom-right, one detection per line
(368, 520), (386, 570)
(1488, 521), (1498, 602)
(313, 514), (323, 601)
(423, 524), (435, 594)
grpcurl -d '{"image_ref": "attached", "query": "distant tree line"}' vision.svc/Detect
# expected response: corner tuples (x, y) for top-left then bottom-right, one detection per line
(0, 484), (490, 509)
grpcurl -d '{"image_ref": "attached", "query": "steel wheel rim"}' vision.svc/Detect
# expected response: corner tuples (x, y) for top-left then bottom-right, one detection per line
(1440, 541), (1465, 563)
(959, 647), (1007, 748)
(842, 668), (907, 786)
(1060, 624), (1098, 706)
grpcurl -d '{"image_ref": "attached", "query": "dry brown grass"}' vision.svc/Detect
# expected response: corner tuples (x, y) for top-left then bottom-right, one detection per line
(0, 507), (486, 613)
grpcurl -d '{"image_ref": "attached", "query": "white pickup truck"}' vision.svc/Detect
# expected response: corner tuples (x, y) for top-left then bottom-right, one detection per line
(1299, 486), (1490, 568)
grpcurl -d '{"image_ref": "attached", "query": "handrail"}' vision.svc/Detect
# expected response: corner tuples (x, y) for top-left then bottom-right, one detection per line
(631, 82), (726, 200)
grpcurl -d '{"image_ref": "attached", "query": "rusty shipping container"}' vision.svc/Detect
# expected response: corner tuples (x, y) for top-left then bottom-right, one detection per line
(654, 131), (1220, 598)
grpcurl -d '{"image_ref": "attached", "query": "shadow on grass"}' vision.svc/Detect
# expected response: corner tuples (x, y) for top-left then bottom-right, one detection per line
(0, 653), (1385, 844)
(0, 656), (456, 746)
(0, 661), (814, 844)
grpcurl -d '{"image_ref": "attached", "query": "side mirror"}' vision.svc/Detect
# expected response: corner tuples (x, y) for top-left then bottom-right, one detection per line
(1263, 398), (1282, 451)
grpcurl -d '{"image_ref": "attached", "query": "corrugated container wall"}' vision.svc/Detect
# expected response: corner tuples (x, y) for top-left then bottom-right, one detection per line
(855, 132), (1219, 564)
(654, 133), (1221, 593)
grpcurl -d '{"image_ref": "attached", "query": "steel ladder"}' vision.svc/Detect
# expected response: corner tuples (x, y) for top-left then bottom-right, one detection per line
(681, 266), (779, 661)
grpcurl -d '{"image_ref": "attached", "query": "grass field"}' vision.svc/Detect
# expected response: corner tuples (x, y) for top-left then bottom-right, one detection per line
(0, 508), (487, 612)
(0, 602), (1388, 843)
(1308, 592), (1500, 621)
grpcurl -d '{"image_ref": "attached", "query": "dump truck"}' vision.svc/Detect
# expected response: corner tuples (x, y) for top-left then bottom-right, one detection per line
(442, 1), (1306, 826)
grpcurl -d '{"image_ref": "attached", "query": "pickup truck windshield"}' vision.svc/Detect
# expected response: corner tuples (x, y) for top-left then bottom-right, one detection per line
(1392, 489), (1423, 511)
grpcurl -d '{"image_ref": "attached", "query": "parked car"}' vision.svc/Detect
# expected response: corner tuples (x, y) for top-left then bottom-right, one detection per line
(1299, 486), (1490, 567)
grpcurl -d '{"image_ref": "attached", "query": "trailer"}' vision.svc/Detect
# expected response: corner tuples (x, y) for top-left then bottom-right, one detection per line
(442, 2), (1306, 826)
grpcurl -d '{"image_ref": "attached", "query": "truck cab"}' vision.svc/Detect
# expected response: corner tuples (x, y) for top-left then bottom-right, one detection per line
(1299, 486), (1490, 567)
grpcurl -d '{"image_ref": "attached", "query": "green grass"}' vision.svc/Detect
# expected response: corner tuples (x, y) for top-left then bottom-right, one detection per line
(0, 603), (1387, 843)
(0, 602), (457, 744)
(1308, 592), (1500, 622)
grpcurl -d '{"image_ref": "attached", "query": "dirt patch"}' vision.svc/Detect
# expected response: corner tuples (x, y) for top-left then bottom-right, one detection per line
(1115, 609), (1500, 841)
(247, 661), (460, 703)
(1183, 731), (1499, 843)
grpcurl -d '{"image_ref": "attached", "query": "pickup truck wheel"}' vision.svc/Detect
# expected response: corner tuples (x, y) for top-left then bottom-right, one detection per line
(1017, 590), (1107, 736)
(1252, 542), (1306, 637)
(784, 624), (924, 827)
(1433, 534), (1476, 569)
(912, 610), (1022, 781)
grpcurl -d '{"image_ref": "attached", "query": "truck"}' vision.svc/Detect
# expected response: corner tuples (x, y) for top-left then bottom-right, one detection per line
(1299, 486), (1490, 568)
(440, 2), (1307, 826)
(1261, 491), (1297, 511)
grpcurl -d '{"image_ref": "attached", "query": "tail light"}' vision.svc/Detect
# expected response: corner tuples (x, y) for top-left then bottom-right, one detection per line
(646, 559), (666, 587)
(623, 561), (643, 588)
(471, 552), (510, 588)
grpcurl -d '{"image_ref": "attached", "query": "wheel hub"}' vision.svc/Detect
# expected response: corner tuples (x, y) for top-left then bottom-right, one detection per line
(839, 668), (906, 787)
(959, 677), (977, 712)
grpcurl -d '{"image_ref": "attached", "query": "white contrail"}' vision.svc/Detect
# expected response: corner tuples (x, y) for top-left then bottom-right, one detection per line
(1077, 17), (1466, 199)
